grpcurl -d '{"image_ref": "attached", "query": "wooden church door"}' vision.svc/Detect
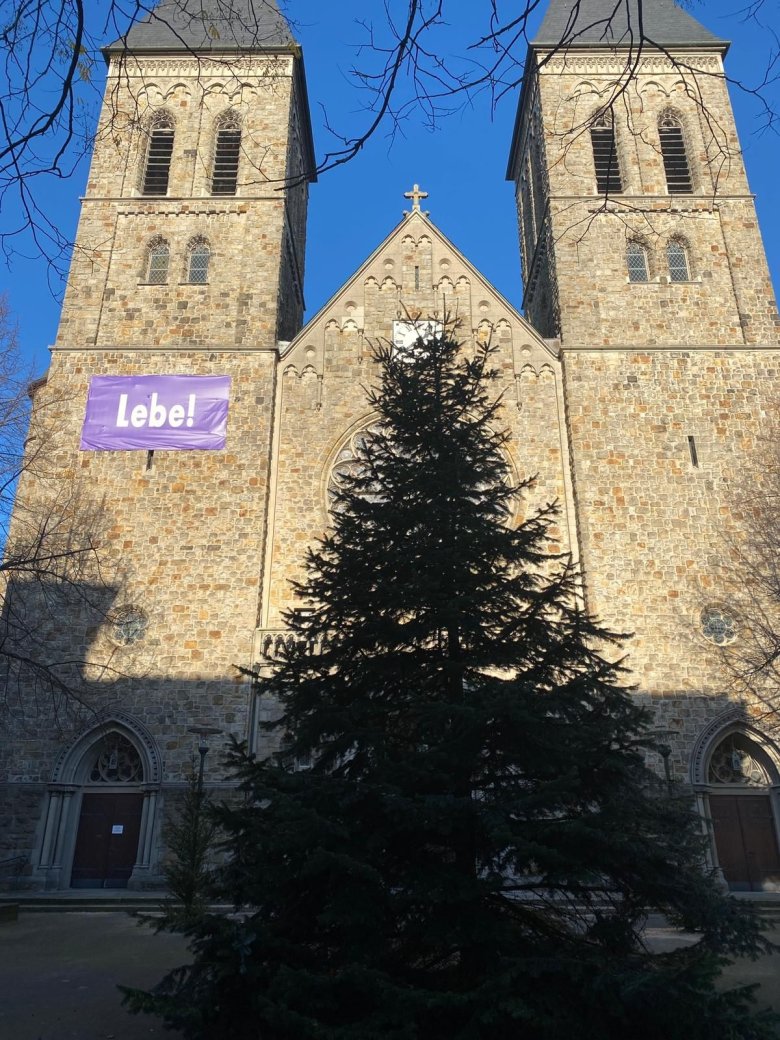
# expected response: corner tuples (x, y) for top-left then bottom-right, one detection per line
(71, 792), (144, 888)
(710, 794), (780, 892)
(70, 733), (146, 889)
(707, 732), (780, 893)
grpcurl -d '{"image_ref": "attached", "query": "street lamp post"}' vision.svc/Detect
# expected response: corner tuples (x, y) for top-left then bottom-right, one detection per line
(187, 726), (222, 796)
(658, 744), (673, 797)
(648, 729), (675, 797)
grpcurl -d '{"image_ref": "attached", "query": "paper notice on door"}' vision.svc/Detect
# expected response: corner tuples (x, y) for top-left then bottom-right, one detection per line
(111, 824), (124, 834)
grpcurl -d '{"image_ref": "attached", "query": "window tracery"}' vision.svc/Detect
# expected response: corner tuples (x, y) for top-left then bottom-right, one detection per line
(88, 734), (143, 784)
(708, 734), (770, 787)
(327, 424), (385, 512)
(700, 605), (737, 646)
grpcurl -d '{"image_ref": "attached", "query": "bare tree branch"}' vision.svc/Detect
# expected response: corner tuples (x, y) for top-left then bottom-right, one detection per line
(0, 1), (778, 275)
(0, 295), (130, 728)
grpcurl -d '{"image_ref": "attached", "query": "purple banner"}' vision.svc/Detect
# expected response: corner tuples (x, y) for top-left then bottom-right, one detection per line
(80, 375), (231, 451)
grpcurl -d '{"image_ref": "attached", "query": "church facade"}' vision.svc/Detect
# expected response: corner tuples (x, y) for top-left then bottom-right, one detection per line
(2, 0), (780, 893)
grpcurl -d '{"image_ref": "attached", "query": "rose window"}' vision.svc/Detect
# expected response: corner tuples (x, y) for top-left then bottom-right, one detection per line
(708, 734), (769, 787)
(700, 606), (737, 646)
(327, 424), (385, 511)
(111, 606), (149, 646)
(89, 735), (143, 783)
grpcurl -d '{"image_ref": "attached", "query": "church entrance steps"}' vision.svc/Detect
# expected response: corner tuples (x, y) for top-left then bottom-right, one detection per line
(0, 892), (167, 913)
(3, 891), (777, 920)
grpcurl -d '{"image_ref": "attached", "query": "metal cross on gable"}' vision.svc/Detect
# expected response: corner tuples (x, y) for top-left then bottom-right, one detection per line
(403, 182), (429, 214)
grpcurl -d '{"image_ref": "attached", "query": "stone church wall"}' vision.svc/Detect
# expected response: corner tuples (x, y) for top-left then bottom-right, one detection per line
(5, 5), (780, 892)
(563, 345), (780, 771)
(2, 345), (278, 784)
(262, 219), (574, 649)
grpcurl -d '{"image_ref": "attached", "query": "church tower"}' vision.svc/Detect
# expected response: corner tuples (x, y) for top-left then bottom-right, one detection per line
(509, 0), (779, 346)
(59, 0), (315, 349)
(508, 0), (780, 890)
(1, 0), (316, 891)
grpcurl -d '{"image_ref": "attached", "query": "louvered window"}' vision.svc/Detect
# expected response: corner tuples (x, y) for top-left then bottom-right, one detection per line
(142, 127), (174, 196)
(188, 241), (211, 284)
(590, 114), (623, 194)
(211, 128), (241, 195)
(659, 116), (692, 194)
(147, 240), (169, 284)
(667, 240), (690, 282)
(626, 242), (649, 282)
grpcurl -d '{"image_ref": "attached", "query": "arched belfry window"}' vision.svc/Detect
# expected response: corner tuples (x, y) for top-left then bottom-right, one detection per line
(659, 113), (693, 194)
(187, 236), (211, 284)
(667, 239), (690, 282)
(211, 113), (241, 196)
(146, 236), (170, 284)
(141, 113), (175, 196)
(626, 241), (649, 282)
(590, 110), (623, 194)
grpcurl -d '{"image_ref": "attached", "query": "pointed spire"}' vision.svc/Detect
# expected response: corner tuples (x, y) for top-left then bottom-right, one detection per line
(533, 0), (726, 50)
(106, 0), (295, 54)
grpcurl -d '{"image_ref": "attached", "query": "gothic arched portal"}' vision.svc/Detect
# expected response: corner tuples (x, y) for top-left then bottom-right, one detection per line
(34, 714), (162, 891)
(692, 712), (780, 892)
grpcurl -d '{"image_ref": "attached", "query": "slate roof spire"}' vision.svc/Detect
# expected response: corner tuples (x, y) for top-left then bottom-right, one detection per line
(533, 0), (727, 51)
(106, 0), (295, 54)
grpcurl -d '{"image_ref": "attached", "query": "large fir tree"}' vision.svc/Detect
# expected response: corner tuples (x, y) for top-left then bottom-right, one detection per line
(126, 331), (777, 1039)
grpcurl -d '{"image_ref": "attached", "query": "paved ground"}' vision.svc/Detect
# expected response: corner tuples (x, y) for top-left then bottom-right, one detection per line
(0, 912), (188, 1040)
(0, 911), (777, 1039)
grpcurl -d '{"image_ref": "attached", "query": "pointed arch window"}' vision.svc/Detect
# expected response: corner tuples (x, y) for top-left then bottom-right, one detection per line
(708, 733), (770, 787)
(211, 115), (241, 196)
(141, 114), (175, 196)
(590, 111), (623, 194)
(187, 237), (211, 284)
(626, 241), (649, 282)
(659, 113), (693, 194)
(146, 237), (170, 284)
(89, 734), (144, 784)
(667, 239), (690, 282)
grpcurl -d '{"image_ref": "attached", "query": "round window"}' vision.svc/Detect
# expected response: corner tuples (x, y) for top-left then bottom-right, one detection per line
(110, 606), (149, 646)
(700, 606), (737, 646)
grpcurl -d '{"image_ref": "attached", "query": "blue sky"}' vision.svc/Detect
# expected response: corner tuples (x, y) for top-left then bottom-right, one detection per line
(4, 0), (780, 372)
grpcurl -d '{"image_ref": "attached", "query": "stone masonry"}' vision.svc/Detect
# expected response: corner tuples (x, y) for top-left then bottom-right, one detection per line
(2, 0), (780, 892)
